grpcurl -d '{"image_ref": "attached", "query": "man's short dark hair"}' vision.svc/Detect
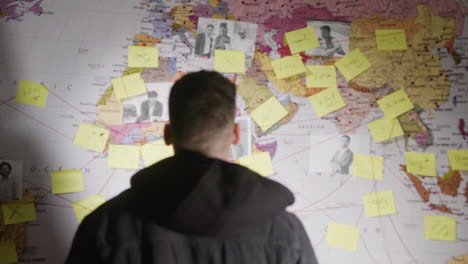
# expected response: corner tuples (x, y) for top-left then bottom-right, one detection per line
(207, 24), (214, 29)
(0, 162), (12, 178)
(320, 25), (331, 32)
(342, 135), (350, 142)
(169, 71), (236, 148)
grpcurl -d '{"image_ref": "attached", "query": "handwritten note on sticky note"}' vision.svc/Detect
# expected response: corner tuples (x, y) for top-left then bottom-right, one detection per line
(424, 215), (456, 241)
(405, 152), (436, 177)
(112, 73), (147, 101)
(308, 88), (346, 117)
(0, 242), (17, 264)
(271, 56), (306, 79)
(285, 27), (320, 54)
(447, 149), (468, 171)
(214, 49), (246, 73)
(326, 222), (359, 251)
(377, 89), (414, 119)
(16, 80), (48, 107)
(51, 169), (84, 195)
(238, 152), (275, 177)
(376, 29), (407, 51)
(1, 200), (36, 225)
(352, 154), (384, 180)
(250, 96), (288, 132)
(141, 140), (174, 167)
(335, 49), (371, 81)
(73, 123), (110, 153)
(306, 65), (337, 88)
(128, 45), (159, 68)
(72, 194), (105, 223)
(362, 190), (397, 217)
(367, 117), (404, 142)
(107, 144), (140, 170)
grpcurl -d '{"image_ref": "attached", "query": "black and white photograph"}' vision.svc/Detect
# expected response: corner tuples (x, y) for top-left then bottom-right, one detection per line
(309, 134), (370, 175)
(122, 82), (172, 123)
(305, 20), (350, 57)
(0, 160), (23, 201)
(230, 117), (252, 161)
(195, 18), (257, 64)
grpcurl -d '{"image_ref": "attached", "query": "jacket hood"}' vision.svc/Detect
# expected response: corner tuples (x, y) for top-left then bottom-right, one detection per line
(127, 150), (294, 236)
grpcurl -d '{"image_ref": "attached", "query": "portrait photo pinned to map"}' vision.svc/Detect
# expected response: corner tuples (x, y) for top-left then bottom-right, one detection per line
(122, 82), (172, 123)
(305, 20), (350, 57)
(309, 134), (370, 175)
(195, 18), (257, 64)
(230, 117), (253, 161)
(0, 160), (23, 201)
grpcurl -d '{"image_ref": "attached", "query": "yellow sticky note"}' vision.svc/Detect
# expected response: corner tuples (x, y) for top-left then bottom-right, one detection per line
(362, 190), (397, 217)
(308, 88), (346, 117)
(306, 65), (337, 88)
(238, 152), (275, 177)
(376, 29), (407, 51)
(72, 194), (105, 224)
(73, 123), (110, 153)
(285, 26), (320, 54)
(50, 169), (84, 195)
(271, 56), (306, 79)
(1, 200), (36, 225)
(107, 144), (140, 169)
(326, 222), (359, 251)
(128, 45), (159, 67)
(15, 80), (48, 107)
(112, 73), (147, 101)
(377, 89), (414, 119)
(352, 154), (384, 180)
(141, 140), (174, 167)
(405, 152), (436, 176)
(367, 117), (404, 142)
(424, 215), (456, 241)
(335, 48), (371, 81)
(250, 96), (288, 132)
(0, 242), (17, 264)
(214, 49), (246, 73)
(447, 149), (468, 171)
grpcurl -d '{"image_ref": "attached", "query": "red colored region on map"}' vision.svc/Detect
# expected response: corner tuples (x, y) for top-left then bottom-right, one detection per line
(459, 118), (468, 139)
(0, 0), (44, 21)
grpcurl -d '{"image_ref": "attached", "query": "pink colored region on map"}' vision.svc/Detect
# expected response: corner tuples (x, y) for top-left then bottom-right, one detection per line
(0, 0), (44, 20)
(414, 132), (429, 146)
(106, 123), (151, 144)
(192, 3), (213, 17)
(255, 141), (278, 159)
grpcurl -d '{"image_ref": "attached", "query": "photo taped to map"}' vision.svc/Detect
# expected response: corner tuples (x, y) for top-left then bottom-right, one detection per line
(230, 117), (253, 161)
(123, 82), (172, 123)
(309, 134), (370, 175)
(0, 160), (23, 201)
(195, 17), (257, 66)
(305, 20), (350, 57)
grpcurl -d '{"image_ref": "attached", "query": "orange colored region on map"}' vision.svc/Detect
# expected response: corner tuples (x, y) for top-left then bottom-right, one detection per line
(437, 169), (462, 197)
(134, 34), (161, 47)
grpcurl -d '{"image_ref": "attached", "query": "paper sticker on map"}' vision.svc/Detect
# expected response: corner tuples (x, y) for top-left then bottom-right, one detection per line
(73, 123), (110, 153)
(141, 140), (174, 167)
(352, 154), (383, 180)
(238, 152), (275, 177)
(271, 56), (306, 79)
(0, 242), (17, 264)
(447, 149), (468, 171)
(214, 49), (245, 73)
(308, 88), (346, 117)
(72, 194), (105, 224)
(285, 26), (320, 54)
(377, 89), (414, 119)
(367, 117), (404, 142)
(326, 222), (359, 251)
(306, 65), (337, 88)
(50, 169), (84, 194)
(424, 215), (456, 241)
(249, 96), (288, 132)
(1, 200), (36, 225)
(107, 144), (140, 170)
(128, 45), (159, 68)
(376, 29), (407, 51)
(15, 80), (48, 107)
(362, 190), (397, 217)
(405, 152), (437, 177)
(112, 73), (147, 101)
(335, 48), (371, 81)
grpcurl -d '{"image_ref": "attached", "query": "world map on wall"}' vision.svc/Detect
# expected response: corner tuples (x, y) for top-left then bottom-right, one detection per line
(0, 0), (468, 263)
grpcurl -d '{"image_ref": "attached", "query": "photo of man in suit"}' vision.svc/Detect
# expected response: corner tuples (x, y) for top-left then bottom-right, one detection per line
(194, 24), (215, 56)
(136, 91), (163, 123)
(330, 135), (353, 175)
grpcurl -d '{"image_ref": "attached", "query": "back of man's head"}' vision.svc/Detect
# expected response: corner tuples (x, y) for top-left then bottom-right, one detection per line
(169, 71), (236, 152)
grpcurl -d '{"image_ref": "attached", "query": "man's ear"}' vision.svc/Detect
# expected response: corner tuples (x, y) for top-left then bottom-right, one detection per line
(164, 123), (172, 145)
(232, 123), (240, 145)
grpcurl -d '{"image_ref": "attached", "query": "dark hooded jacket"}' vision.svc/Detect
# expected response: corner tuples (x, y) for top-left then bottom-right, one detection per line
(65, 150), (318, 264)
